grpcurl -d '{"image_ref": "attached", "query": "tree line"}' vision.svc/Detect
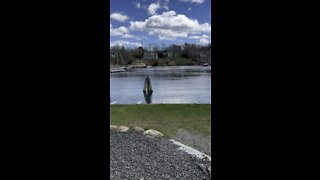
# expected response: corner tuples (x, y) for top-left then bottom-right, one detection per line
(110, 43), (212, 66)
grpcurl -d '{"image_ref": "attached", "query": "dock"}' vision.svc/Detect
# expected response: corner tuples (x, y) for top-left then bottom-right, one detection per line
(110, 69), (124, 73)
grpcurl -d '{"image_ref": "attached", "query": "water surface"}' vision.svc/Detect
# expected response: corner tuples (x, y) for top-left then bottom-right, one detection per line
(110, 66), (211, 104)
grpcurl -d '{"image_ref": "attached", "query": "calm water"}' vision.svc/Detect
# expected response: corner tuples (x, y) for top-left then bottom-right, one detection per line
(110, 66), (211, 104)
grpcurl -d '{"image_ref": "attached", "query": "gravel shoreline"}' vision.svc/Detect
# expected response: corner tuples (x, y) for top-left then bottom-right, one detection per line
(174, 129), (211, 156)
(110, 130), (211, 179)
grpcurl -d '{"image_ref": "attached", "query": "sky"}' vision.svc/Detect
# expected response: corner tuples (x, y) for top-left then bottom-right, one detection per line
(110, 0), (211, 48)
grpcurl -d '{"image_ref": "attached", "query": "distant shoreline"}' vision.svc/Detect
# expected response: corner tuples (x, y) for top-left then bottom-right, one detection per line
(110, 56), (211, 67)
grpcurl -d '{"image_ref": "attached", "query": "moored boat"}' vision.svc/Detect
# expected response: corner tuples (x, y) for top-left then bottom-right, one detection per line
(131, 63), (147, 68)
(110, 68), (124, 73)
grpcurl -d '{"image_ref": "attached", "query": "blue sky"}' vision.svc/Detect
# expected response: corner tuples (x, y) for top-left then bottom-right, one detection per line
(110, 0), (211, 48)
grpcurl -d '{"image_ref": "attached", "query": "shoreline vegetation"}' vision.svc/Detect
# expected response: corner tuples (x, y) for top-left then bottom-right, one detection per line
(110, 43), (212, 67)
(110, 104), (211, 155)
(132, 57), (206, 66)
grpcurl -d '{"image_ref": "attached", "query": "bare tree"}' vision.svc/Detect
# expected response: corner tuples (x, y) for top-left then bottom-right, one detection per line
(165, 44), (182, 57)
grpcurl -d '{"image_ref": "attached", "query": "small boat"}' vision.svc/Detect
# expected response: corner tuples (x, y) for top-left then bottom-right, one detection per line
(110, 68), (124, 73)
(131, 63), (147, 68)
(110, 51), (128, 73)
(202, 63), (209, 66)
(122, 66), (132, 70)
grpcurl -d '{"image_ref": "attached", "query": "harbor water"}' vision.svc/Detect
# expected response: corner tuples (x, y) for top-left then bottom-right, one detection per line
(110, 66), (211, 104)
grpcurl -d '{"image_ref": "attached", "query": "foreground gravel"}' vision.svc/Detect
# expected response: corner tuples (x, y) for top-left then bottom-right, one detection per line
(110, 130), (211, 180)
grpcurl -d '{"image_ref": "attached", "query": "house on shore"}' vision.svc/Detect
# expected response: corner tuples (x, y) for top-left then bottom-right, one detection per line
(143, 52), (158, 60)
(164, 52), (177, 58)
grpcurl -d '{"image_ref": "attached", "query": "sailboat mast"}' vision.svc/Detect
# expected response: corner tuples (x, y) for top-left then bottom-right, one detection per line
(118, 51), (126, 67)
(140, 40), (143, 64)
(116, 51), (119, 68)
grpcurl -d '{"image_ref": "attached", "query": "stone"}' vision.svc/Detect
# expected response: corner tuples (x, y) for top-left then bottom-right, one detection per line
(133, 126), (145, 133)
(110, 125), (118, 130)
(143, 129), (164, 137)
(118, 126), (129, 132)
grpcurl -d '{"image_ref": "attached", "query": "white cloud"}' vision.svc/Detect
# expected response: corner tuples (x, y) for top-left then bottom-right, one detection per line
(122, 34), (135, 39)
(110, 12), (129, 22)
(135, 3), (141, 9)
(149, 29), (188, 40)
(110, 40), (142, 47)
(180, 0), (205, 4)
(189, 34), (209, 39)
(189, 34), (211, 44)
(129, 10), (211, 40)
(130, 21), (146, 30)
(189, 34), (211, 45)
(148, 2), (161, 15)
(110, 26), (137, 39)
(199, 38), (210, 44)
(110, 26), (129, 36)
(164, 0), (170, 10)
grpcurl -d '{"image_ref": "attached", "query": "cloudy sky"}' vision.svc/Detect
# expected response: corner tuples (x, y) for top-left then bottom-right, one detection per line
(110, 0), (211, 48)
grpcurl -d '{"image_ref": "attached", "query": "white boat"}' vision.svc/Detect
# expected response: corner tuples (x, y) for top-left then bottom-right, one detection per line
(110, 69), (124, 73)
(122, 66), (132, 69)
(110, 51), (127, 73)
(132, 63), (147, 68)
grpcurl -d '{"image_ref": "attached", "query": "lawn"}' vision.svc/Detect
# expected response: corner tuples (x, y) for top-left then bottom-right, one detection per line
(175, 57), (201, 65)
(110, 104), (211, 138)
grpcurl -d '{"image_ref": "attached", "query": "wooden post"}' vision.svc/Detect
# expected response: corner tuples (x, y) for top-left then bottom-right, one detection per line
(143, 91), (152, 104)
(143, 76), (153, 93)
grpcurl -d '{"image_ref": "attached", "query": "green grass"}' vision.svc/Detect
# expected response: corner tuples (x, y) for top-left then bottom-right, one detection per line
(175, 57), (200, 65)
(110, 104), (211, 138)
(153, 57), (202, 66)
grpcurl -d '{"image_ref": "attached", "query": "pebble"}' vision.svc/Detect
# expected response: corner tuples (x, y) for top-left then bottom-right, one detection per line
(110, 129), (211, 179)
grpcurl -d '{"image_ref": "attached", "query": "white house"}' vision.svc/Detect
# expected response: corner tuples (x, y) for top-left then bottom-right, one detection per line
(143, 52), (158, 60)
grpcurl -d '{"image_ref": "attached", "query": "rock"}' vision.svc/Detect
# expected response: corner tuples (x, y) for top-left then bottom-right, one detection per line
(118, 126), (129, 132)
(143, 129), (164, 137)
(133, 126), (145, 133)
(110, 125), (118, 130)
